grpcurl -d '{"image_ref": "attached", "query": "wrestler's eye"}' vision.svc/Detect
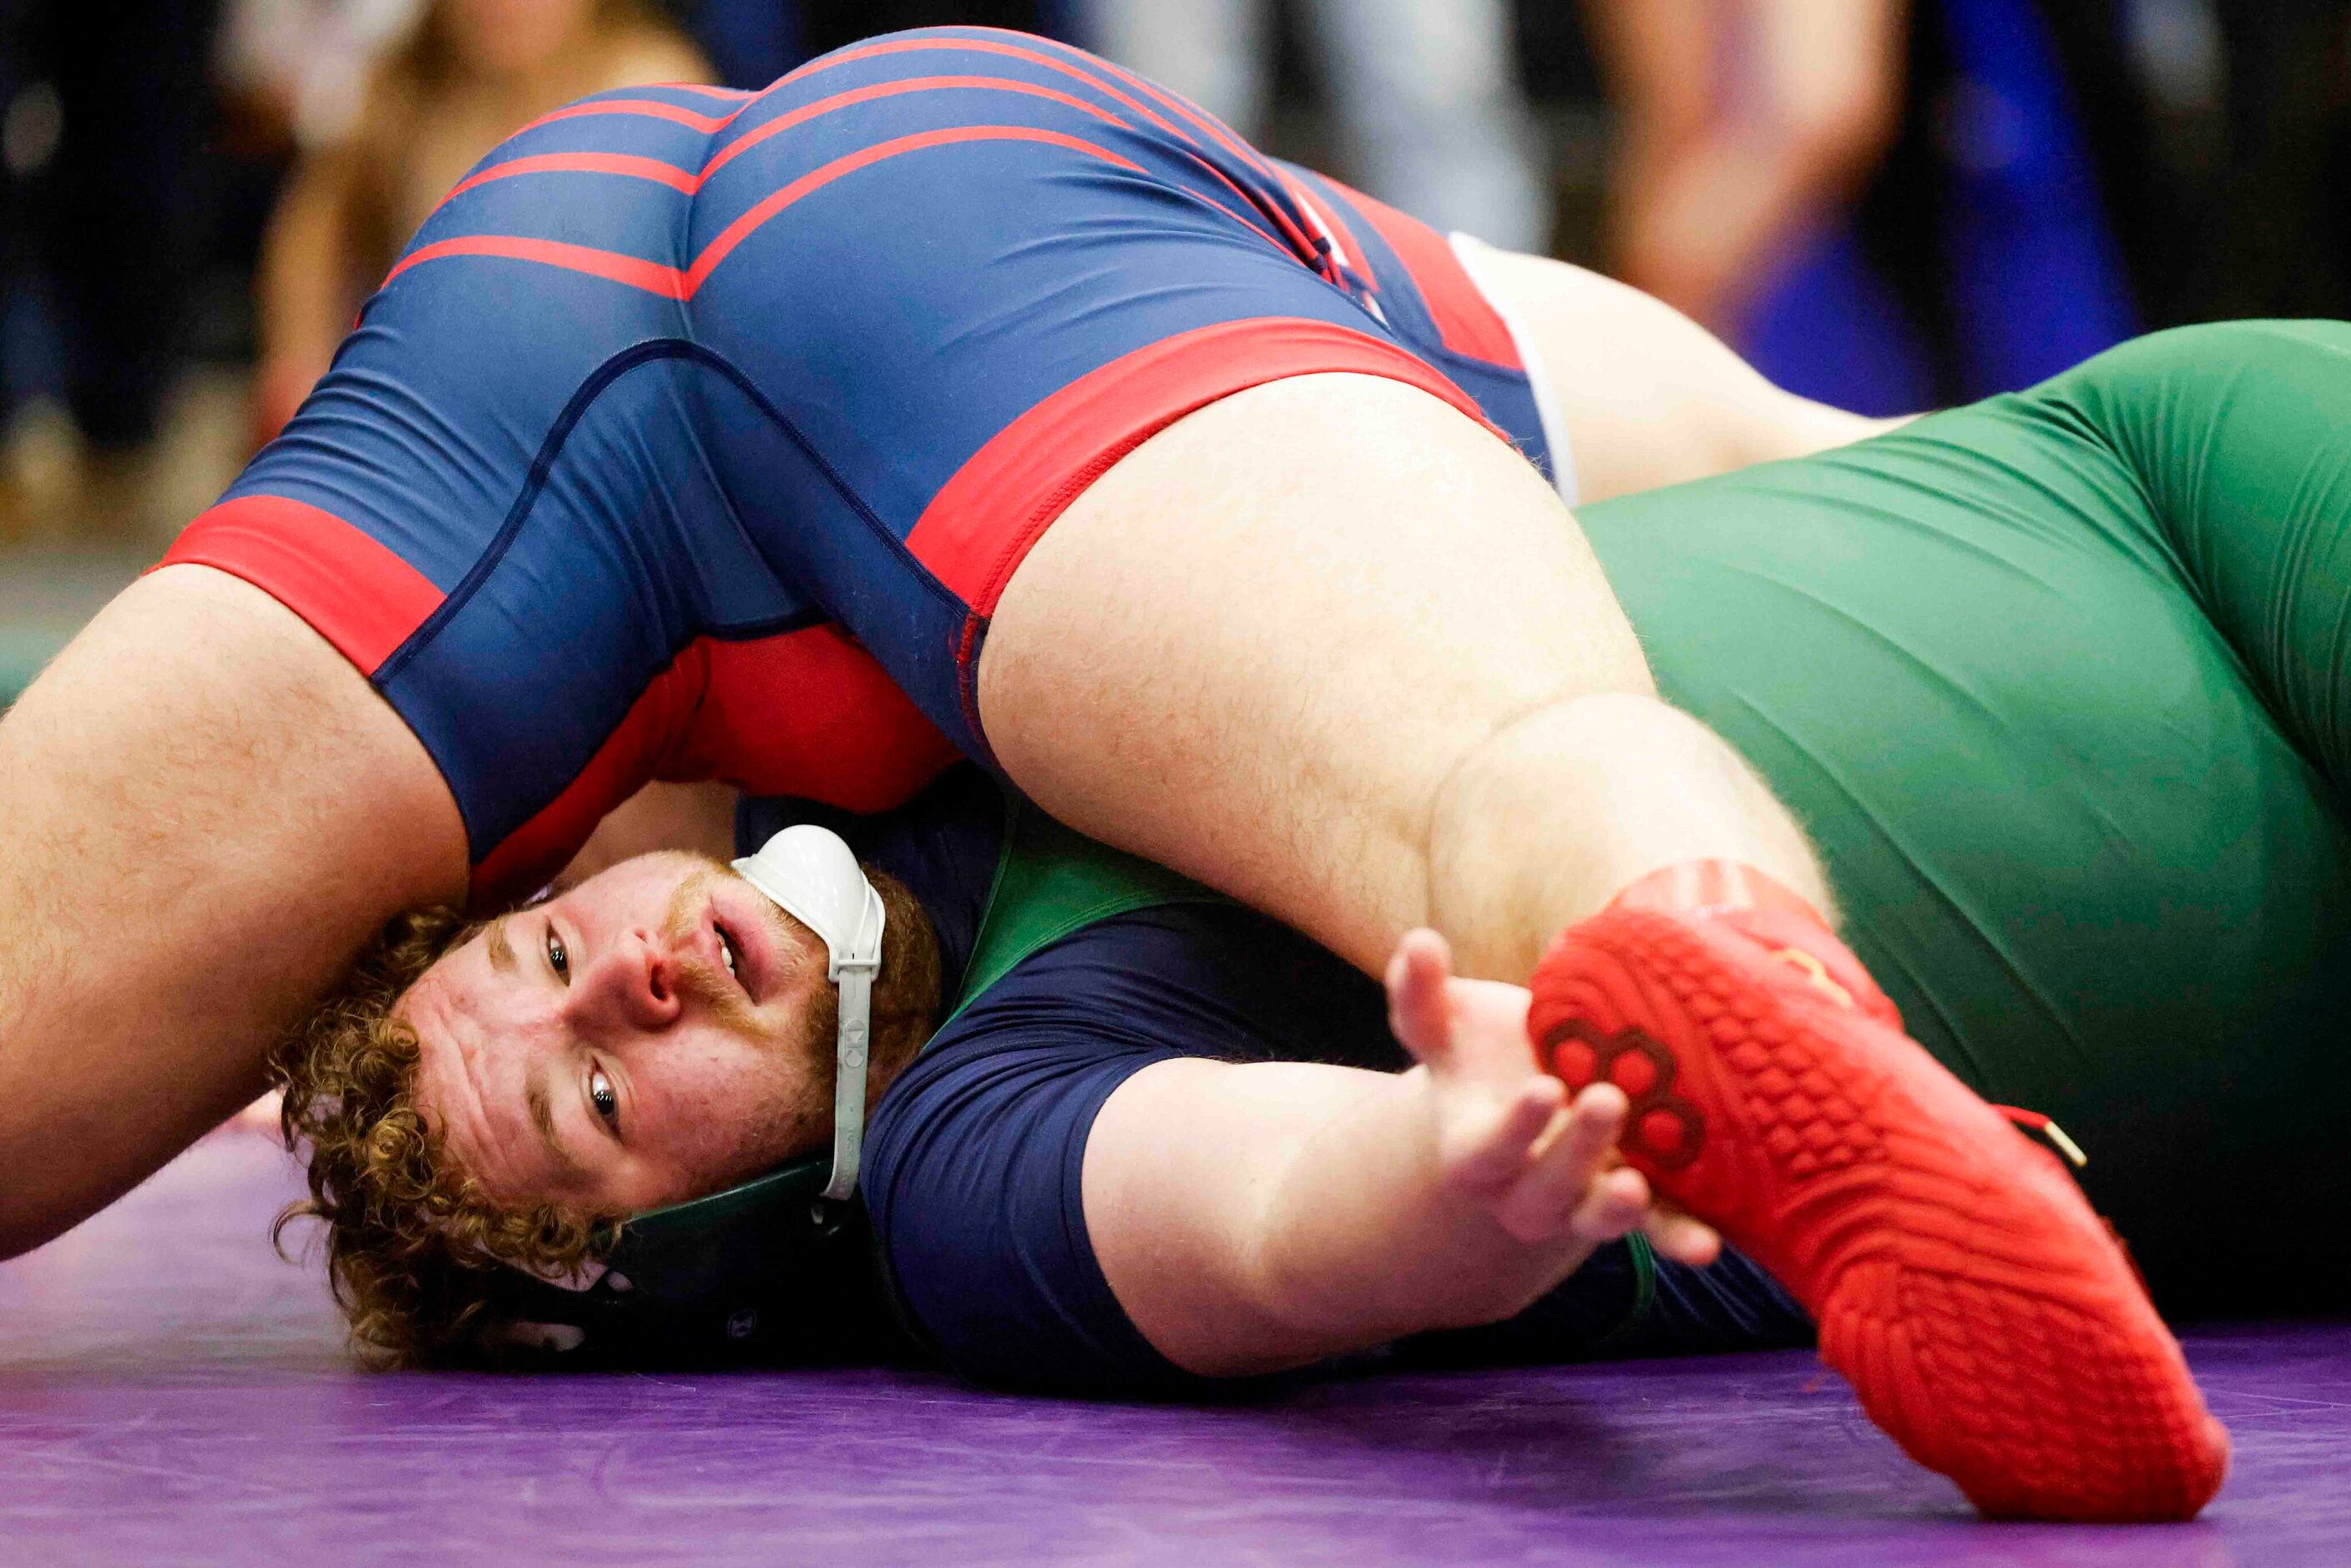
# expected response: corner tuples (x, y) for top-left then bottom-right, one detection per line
(589, 1066), (619, 1131)
(546, 926), (569, 983)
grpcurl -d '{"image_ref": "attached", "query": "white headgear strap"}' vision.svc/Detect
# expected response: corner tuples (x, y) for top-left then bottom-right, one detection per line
(731, 826), (886, 1202)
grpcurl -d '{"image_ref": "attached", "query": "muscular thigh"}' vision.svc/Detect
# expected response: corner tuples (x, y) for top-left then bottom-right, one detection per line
(1464, 246), (1898, 501)
(969, 228), (1881, 974)
(0, 568), (466, 1252)
(979, 370), (1652, 974)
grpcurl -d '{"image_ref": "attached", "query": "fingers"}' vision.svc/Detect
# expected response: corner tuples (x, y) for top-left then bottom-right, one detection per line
(1543, 1138), (1724, 1265)
(1394, 925), (1729, 1267)
(1641, 1201), (1722, 1267)
(1384, 928), (1455, 1065)
(1446, 1073), (1567, 1196)
(1564, 1166), (1651, 1244)
(1556, 1161), (1721, 1266)
(1488, 1082), (1628, 1243)
(1467, 1085), (1727, 1267)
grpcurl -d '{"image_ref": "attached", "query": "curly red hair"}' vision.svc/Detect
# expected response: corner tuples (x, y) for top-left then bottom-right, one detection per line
(270, 908), (607, 1365)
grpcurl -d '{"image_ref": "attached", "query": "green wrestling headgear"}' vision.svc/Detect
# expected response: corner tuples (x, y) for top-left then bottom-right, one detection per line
(477, 826), (913, 1367)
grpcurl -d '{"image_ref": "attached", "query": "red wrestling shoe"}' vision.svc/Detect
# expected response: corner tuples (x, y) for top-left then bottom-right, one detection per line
(1526, 862), (2228, 1521)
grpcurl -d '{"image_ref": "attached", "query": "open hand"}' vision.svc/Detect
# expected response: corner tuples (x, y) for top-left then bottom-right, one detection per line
(1386, 927), (1719, 1266)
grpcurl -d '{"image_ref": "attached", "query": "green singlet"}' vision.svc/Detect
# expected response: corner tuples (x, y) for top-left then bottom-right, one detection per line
(962, 321), (2351, 1314)
(1585, 320), (2351, 1311)
(1580, 319), (2351, 1316)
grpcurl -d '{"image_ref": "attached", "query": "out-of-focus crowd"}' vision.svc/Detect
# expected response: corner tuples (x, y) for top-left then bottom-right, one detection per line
(0, 0), (2343, 547)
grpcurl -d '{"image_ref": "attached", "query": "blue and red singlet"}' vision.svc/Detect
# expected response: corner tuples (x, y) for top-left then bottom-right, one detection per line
(164, 27), (1567, 901)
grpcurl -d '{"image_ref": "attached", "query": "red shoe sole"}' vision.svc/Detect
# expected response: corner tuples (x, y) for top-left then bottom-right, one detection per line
(1528, 906), (2228, 1521)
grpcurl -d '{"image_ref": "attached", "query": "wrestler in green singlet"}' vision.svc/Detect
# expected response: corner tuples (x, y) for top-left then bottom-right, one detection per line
(1583, 319), (2351, 1313)
(1000, 319), (2351, 1317)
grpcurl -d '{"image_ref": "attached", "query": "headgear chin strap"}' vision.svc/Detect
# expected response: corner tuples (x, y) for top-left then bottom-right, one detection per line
(731, 825), (886, 1202)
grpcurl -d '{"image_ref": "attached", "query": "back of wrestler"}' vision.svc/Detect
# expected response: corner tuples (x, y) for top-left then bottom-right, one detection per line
(0, 25), (2222, 1521)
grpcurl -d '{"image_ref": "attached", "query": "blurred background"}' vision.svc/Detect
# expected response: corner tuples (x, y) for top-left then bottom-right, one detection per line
(1, 0), (2343, 710)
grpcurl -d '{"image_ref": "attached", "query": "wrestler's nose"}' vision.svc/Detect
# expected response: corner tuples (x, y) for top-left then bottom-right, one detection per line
(566, 929), (685, 1034)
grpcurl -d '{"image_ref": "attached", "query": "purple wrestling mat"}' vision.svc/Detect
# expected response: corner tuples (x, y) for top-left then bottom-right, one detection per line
(3, 1130), (2343, 1566)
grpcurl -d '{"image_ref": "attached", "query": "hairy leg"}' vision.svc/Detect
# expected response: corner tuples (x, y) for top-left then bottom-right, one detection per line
(979, 372), (1826, 982)
(1466, 245), (1903, 502)
(0, 567), (464, 1256)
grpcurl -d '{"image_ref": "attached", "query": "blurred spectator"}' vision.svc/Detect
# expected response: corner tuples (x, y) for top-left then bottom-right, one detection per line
(219, 0), (427, 153)
(2, 0), (225, 535)
(1592, 0), (2146, 413)
(2201, 0), (2351, 321)
(252, 0), (709, 442)
(1081, 0), (1547, 251)
(1588, 0), (1904, 333)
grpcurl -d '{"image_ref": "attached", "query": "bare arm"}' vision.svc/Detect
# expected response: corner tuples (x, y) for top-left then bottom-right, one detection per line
(0, 568), (465, 1256)
(1083, 930), (1717, 1377)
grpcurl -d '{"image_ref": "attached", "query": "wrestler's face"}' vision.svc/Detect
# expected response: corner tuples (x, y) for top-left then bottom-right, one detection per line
(402, 852), (832, 1215)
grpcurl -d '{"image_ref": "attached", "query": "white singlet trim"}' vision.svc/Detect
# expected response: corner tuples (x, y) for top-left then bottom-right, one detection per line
(1447, 231), (1580, 508)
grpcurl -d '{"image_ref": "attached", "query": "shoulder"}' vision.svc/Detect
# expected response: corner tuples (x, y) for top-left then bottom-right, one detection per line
(942, 900), (1393, 1069)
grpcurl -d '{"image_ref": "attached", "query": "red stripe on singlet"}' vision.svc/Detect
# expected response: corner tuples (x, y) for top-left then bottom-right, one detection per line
(523, 96), (741, 135)
(642, 82), (753, 102)
(771, 33), (1319, 263)
(685, 125), (1144, 291)
(399, 125), (1147, 300)
(386, 233), (688, 296)
(442, 151), (700, 201)
(907, 316), (1504, 614)
(158, 496), (447, 676)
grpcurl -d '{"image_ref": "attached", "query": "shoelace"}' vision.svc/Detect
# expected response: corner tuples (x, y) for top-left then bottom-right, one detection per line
(1991, 1104), (2089, 1168)
(1768, 945), (2088, 1170)
(1769, 946), (1856, 1009)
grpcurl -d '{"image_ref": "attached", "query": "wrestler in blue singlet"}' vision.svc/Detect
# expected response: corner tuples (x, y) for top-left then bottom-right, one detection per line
(164, 26), (1565, 900)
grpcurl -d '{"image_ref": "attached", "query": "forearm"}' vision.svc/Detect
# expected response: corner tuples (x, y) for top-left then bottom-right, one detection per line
(1246, 1065), (1594, 1353)
(1087, 1058), (1602, 1379)
(1084, 937), (1696, 1381)
(1598, 0), (1904, 331)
